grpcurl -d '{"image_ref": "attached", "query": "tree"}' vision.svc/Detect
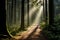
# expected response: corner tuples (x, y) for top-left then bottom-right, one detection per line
(20, 0), (25, 30)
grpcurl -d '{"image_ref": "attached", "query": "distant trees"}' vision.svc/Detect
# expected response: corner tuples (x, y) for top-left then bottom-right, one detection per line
(54, 0), (60, 16)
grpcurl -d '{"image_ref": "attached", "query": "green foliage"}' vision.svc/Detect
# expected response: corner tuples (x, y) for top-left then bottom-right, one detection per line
(40, 21), (46, 29)
(7, 23), (27, 36)
(42, 14), (60, 40)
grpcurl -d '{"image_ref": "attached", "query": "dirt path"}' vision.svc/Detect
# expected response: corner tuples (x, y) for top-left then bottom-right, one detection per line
(24, 27), (47, 40)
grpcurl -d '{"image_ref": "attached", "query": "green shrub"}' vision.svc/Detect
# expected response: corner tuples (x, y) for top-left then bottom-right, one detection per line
(42, 14), (60, 40)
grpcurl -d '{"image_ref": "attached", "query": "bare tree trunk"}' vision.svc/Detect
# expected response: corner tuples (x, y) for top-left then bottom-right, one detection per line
(21, 0), (25, 30)
(27, 0), (29, 26)
(49, 0), (54, 25)
(13, 0), (16, 24)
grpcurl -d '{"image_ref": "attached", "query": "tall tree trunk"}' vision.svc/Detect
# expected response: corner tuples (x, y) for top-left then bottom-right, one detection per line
(0, 0), (10, 37)
(43, 0), (48, 24)
(21, 0), (25, 30)
(13, 0), (16, 24)
(27, 0), (29, 26)
(49, 0), (54, 25)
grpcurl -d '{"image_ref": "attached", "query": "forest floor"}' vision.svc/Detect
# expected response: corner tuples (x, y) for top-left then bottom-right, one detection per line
(0, 25), (47, 40)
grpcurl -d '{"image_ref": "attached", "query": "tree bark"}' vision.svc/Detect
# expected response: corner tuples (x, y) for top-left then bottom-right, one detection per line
(21, 0), (25, 30)
(49, 0), (54, 25)
(27, 0), (29, 26)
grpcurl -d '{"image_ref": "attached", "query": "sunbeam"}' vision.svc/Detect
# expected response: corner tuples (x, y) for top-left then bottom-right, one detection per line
(33, 6), (43, 25)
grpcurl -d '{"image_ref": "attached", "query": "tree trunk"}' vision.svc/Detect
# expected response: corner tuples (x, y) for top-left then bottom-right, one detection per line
(21, 0), (25, 30)
(27, 0), (29, 26)
(49, 0), (54, 25)
(13, 0), (16, 24)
